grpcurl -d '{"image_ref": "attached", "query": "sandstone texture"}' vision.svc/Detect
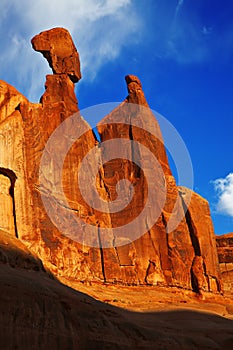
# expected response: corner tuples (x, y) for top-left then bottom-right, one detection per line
(216, 233), (233, 294)
(179, 187), (221, 293)
(0, 27), (223, 295)
(31, 27), (81, 82)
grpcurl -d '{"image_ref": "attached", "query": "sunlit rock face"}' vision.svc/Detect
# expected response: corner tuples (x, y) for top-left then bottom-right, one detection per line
(31, 27), (81, 82)
(216, 233), (233, 294)
(0, 175), (15, 234)
(0, 27), (222, 293)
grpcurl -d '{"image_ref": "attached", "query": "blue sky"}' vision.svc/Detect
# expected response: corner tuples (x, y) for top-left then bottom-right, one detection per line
(0, 0), (233, 235)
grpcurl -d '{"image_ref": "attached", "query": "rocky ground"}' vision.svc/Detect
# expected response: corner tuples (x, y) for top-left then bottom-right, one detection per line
(59, 276), (233, 316)
(1, 229), (233, 350)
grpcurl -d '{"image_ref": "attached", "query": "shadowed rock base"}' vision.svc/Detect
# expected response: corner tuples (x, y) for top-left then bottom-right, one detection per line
(0, 230), (233, 350)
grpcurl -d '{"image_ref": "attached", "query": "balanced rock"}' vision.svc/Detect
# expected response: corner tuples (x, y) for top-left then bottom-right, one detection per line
(31, 27), (81, 82)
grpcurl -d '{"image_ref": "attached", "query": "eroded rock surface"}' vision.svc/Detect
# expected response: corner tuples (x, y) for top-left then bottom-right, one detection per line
(32, 27), (81, 82)
(216, 233), (233, 294)
(0, 27), (222, 294)
(179, 187), (221, 293)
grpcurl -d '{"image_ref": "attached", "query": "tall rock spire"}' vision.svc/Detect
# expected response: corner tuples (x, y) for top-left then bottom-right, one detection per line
(0, 28), (222, 295)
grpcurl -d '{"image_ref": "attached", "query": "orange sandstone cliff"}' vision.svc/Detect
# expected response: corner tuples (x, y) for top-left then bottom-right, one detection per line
(216, 233), (233, 294)
(0, 27), (222, 295)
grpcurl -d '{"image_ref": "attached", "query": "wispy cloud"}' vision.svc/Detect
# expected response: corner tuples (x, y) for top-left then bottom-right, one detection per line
(0, 0), (141, 101)
(174, 0), (185, 20)
(147, 0), (215, 65)
(1, 0), (232, 102)
(212, 173), (233, 216)
(158, 0), (232, 66)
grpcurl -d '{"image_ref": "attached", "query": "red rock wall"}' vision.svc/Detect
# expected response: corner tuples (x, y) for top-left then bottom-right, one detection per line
(0, 28), (222, 293)
(216, 233), (233, 294)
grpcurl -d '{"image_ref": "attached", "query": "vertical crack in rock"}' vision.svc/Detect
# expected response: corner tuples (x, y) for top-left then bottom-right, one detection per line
(9, 178), (18, 239)
(97, 225), (106, 282)
(179, 193), (203, 293)
(181, 197), (201, 257)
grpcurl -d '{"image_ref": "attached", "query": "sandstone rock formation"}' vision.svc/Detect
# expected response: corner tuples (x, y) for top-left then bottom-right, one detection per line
(216, 233), (233, 294)
(179, 187), (221, 293)
(31, 27), (81, 82)
(0, 27), (222, 294)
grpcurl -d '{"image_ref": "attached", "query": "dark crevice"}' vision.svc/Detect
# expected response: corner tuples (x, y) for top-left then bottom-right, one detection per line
(0, 168), (18, 238)
(97, 225), (106, 282)
(202, 259), (210, 291)
(145, 260), (155, 284)
(129, 122), (133, 141)
(179, 194), (202, 293)
(215, 276), (222, 293)
(179, 194), (201, 256)
(15, 103), (21, 111)
(190, 266), (199, 293)
(161, 212), (167, 228)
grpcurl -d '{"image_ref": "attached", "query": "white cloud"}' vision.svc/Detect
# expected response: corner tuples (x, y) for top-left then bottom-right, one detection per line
(0, 0), (141, 101)
(1, 0), (232, 102)
(212, 173), (233, 216)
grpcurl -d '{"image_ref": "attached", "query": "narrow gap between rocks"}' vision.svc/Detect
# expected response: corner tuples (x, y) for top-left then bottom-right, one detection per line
(92, 127), (101, 142)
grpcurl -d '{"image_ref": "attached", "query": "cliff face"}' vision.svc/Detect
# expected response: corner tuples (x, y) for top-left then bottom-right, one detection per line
(216, 233), (233, 293)
(0, 27), (221, 293)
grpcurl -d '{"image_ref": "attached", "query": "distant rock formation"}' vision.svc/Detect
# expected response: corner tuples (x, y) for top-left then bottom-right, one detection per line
(216, 233), (233, 293)
(0, 27), (222, 294)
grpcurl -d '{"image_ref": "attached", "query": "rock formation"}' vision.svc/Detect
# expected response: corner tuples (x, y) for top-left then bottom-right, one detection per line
(216, 233), (233, 293)
(31, 27), (81, 82)
(0, 27), (222, 294)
